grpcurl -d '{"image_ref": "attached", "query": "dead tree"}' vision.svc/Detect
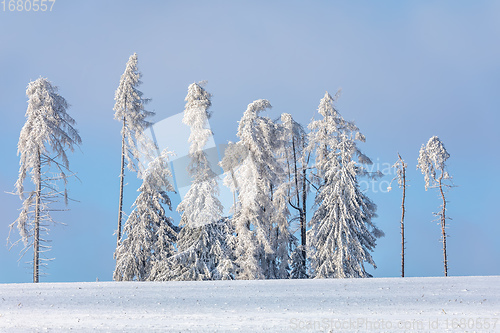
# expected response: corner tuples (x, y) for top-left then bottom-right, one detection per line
(417, 136), (454, 276)
(390, 153), (408, 277)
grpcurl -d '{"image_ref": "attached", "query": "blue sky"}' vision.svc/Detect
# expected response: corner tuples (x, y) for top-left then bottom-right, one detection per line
(0, 0), (499, 283)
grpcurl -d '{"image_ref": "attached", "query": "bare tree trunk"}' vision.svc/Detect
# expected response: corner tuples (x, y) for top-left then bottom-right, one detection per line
(439, 176), (448, 276)
(33, 148), (41, 283)
(117, 117), (126, 248)
(398, 153), (406, 278)
(400, 178), (405, 278)
(301, 165), (307, 272)
(300, 140), (311, 277)
(292, 137), (307, 275)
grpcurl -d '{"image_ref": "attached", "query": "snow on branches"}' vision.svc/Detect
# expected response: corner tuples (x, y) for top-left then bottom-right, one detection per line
(159, 82), (234, 281)
(114, 149), (178, 281)
(307, 91), (383, 279)
(114, 53), (156, 245)
(10, 77), (81, 283)
(114, 53), (155, 174)
(417, 136), (454, 276)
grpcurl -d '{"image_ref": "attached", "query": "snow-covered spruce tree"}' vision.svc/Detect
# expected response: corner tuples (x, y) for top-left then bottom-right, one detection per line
(149, 218), (235, 281)
(388, 153), (408, 277)
(113, 149), (177, 281)
(177, 82), (223, 229)
(10, 77), (81, 283)
(150, 82), (234, 281)
(417, 136), (453, 277)
(279, 113), (310, 279)
(228, 99), (287, 279)
(307, 91), (383, 279)
(114, 53), (155, 247)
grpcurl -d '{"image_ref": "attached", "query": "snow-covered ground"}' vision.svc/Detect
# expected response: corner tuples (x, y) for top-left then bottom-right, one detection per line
(0, 276), (498, 332)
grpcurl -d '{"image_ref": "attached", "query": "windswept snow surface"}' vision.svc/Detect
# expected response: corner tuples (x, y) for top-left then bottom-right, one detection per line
(0, 276), (498, 332)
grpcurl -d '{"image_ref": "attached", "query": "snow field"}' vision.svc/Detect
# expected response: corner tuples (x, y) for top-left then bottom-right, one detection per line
(0, 275), (498, 332)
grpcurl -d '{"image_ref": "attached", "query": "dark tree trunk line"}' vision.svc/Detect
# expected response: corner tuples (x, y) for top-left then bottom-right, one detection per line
(33, 148), (41, 283)
(439, 175), (448, 277)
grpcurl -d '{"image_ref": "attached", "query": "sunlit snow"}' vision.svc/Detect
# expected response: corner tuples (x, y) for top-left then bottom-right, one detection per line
(0, 276), (498, 332)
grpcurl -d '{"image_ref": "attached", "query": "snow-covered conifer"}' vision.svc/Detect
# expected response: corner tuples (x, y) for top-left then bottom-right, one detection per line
(417, 136), (453, 276)
(10, 77), (81, 283)
(307, 91), (383, 279)
(176, 82), (223, 228)
(149, 218), (235, 281)
(114, 53), (155, 246)
(113, 149), (177, 281)
(153, 82), (234, 281)
(229, 99), (285, 279)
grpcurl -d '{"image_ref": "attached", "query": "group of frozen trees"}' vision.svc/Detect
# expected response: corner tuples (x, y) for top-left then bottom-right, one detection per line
(111, 55), (235, 281)
(9, 52), (454, 283)
(110, 53), (456, 281)
(110, 54), (386, 282)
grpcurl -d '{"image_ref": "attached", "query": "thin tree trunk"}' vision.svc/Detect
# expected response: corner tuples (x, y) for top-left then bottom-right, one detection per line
(439, 175), (447, 276)
(301, 141), (311, 277)
(117, 117), (126, 247)
(399, 154), (406, 278)
(301, 165), (307, 273)
(33, 148), (41, 283)
(292, 137), (307, 276)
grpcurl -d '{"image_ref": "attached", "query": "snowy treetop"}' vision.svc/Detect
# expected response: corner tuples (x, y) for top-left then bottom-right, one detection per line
(16, 77), (81, 198)
(183, 82), (213, 156)
(417, 136), (451, 190)
(113, 53), (155, 174)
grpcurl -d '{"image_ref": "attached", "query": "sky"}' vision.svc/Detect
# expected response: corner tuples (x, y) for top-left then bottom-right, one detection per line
(0, 0), (499, 283)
